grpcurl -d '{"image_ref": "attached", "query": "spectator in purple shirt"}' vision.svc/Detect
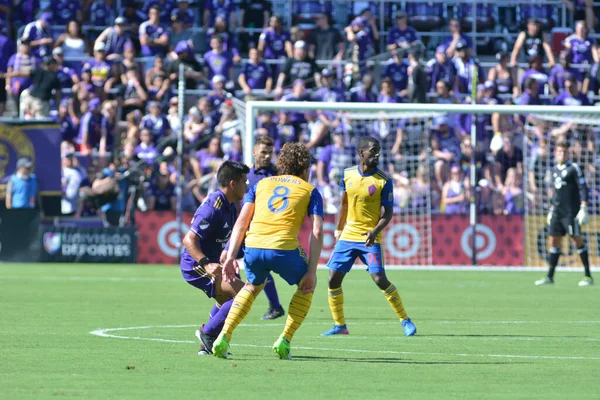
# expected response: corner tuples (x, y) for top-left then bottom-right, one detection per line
(147, 163), (177, 211)
(316, 130), (355, 187)
(89, 0), (116, 27)
(141, 0), (175, 24)
(136, 128), (160, 164)
(386, 11), (420, 53)
(431, 115), (461, 188)
(520, 55), (548, 92)
(141, 101), (171, 141)
(549, 50), (575, 96)
(426, 45), (456, 93)
(6, 40), (38, 106)
(83, 42), (111, 91)
(224, 133), (243, 163)
(207, 74), (228, 112)
(204, 0), (236, 29)
(444, 18), (472, 59)
(203, 34), (234, 83)
(384, 50), (410, 98)
(238, 47), (272, 96)
(344, 17), (373, 74)
(258, 15), (292, 63)
(191, 135), (224, 185)
(171, 0), (194, 28)
(0, 27), (15, 116)
(453, 42), (483, 94)
(139, 6), (169, 58)
(377, 77), (399, 103)
(275, 111), (296, 151)
(52, 47), (78, 90)
(22, 11), (53, 58)
(206, 16), (240, 62)
(254, 110), (278, 147)
(564, 20), (597, 82)
(96, 17), (134, 61)
(349, 73), (377, 102)
(554, 75), (591, 106)
(281, 79), (311, 126)
(76, 98), (108, 155)
(52, 0), (82, 24)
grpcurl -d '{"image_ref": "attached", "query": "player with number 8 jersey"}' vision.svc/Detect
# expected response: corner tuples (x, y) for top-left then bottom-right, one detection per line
(213, 143), (324, 360)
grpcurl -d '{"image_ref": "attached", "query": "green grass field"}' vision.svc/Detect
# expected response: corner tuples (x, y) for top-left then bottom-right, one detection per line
(1, 264), (599, 399)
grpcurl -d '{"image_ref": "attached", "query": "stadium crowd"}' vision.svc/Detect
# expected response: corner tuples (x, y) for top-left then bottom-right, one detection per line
(3, 0), (600, 224)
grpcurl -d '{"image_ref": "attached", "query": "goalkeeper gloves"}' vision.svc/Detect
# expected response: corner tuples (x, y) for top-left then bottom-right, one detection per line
(576, 205), (589, 226)
(547, 211), (553, 226)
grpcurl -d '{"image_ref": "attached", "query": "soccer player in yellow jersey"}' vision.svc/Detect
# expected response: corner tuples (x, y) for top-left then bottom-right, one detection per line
(322, 136), (417, 337)
(213, 143), (324, 359)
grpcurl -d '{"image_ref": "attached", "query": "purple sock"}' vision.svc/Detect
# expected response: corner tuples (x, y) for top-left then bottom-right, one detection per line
(203, 298), (233, 336)
(209, 304), (219, 320)
(263, 274), (281, 309)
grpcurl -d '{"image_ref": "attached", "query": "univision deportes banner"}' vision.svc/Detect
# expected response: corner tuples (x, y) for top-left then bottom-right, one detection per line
(40, 227), (138, 263)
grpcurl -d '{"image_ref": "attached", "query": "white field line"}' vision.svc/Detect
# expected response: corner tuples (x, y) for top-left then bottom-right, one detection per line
(88, 325), (600, 361)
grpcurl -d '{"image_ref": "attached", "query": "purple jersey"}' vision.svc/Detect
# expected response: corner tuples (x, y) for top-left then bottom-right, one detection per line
(21, 21), (52, 58)
(259, 28), (290, 59)
(76, 111), (106, 148)
(56, 65), (76, 89)
(206, 29), (239, 57)
(0, 34), (16, 73)
(520, 4), (553, 24)
(281, 93), (310, 124)
(240, 61), (271, 89)
(248, 165), (277, 188)
(353, 29), (372, 62)
(141, 114), (171, 139)
(171, 8), (195, 25)
(567, 35), (595, 70)
(59, 115), (77, 142)
(90, 0), (115, 26)
(205, 0), (235, 25)
(276, 123), (297, 148)
(181, 190), (237, 270)
(8, 53), (38, 93)
(349, 85), (377, 102)
(313, 86), (345, 103)
(195, 149), (223, 175)
(426, 58), (456, 91)
(203, 50), (233, 80)
(386, 26), (419, 46)
(139, 21), (169, 56)
(224, 150), (243, 163)
(255, 120), (278, 146)
(520, 68), (548, 90)
(146, 178), (175, 210)
(83, 59), (111, 87)
(434, 129), (461, 161)
(443, 35), (473, 51)
(453, 57), (484, 93)
(136, 143), (159, 164)
(51, 0), (81, 24)
(206, 91), (226, 111)
(383, 60), (409, 92)
(377, 94), (399, 103)
(553, 91), (591, 106)
(549, 64), (574, 92)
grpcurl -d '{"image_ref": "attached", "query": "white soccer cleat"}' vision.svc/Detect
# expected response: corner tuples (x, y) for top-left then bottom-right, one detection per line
(535, 277), (554, 286)
(578, 277), (594, 287)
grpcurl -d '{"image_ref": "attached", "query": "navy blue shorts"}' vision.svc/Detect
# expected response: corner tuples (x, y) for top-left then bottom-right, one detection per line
(244, 247), (308, 286)
(181, 265), (216, 299)
(327, 240), (385, 274)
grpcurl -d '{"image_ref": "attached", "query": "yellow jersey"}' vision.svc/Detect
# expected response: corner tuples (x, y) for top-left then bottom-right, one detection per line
(245, 175), (324, 250)
(340, 165), (393, 244)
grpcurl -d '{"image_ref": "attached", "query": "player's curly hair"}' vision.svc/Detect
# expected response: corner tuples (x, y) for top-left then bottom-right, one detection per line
(276, 142), (311, 177)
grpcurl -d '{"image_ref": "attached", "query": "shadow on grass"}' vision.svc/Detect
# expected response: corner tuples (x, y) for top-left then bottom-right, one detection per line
(292, 355), (526, 365)
(420, 334), (584, 339)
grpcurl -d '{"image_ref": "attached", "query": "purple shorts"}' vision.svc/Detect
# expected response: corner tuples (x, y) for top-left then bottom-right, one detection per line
(181, 267), (216, 299)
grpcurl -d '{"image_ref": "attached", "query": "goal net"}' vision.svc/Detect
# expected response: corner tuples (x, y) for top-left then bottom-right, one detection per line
(239, 101), (600, 268)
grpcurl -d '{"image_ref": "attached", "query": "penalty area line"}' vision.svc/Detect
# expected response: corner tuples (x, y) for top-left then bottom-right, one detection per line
(88, 325), (600, 361)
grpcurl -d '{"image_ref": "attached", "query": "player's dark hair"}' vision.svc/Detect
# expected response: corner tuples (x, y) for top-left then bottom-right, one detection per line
(217, 160), (250, 187)
(149, 5), (160, 13)
(276, 143), (311, 177)
(254, 135), (274, 148)
(556, 140), (569, 150)
(357, 136), (380, 152)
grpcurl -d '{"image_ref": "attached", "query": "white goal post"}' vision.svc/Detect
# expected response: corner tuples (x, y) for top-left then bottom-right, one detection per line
(241, 101), (600, 268)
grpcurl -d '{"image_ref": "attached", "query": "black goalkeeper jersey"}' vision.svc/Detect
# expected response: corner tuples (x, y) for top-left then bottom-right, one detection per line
(551, 161), (589, 217)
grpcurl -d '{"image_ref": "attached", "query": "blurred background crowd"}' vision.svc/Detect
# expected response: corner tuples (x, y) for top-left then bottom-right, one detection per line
(4, 0), (600, 224)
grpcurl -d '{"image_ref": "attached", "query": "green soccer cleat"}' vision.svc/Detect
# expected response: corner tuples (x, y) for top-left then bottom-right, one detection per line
(578, 277), (594, 287)
(212, 334), (230, 359)
(272, 335), (292, 360)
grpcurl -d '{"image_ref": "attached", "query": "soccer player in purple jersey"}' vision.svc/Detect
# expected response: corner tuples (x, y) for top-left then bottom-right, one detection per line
(181, 160), (249, 355)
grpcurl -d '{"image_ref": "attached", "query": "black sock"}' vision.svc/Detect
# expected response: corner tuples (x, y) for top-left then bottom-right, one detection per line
(578, 246), (591, 278)
(548, 247), (560, 280)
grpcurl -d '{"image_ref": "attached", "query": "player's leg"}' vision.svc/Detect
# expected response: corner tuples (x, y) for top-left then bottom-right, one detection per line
(361, 244), (416, 337)
(213, 248), (268, 358)
(261, 273), (285, 320)
(271, 248), (316, 359)
(570, 231), (593, 286)
(537, 215), (567, 285)
(322, 241), (356, 336)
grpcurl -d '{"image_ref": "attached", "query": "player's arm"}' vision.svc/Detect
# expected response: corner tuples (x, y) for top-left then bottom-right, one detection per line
(573, 163), (590, 226)
(223, 185), (257, 281)
(299, 189), (325, 294)
(363, 179), (394, 247)
(334, 170), (348, 240)
(182, 207), (221, 275)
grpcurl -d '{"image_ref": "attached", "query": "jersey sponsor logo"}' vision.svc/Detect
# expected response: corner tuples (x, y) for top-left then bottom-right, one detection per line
(368, 184), (376, 196)
(554, 176), (563, 189)
(199, 219), (210, 230)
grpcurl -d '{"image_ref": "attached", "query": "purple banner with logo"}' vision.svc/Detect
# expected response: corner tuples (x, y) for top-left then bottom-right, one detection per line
(0, 120), (61, 199)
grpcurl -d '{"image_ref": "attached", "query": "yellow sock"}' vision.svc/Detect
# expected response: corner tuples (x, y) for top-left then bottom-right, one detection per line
(382, 284), (408, 321)
(282, 290), (313, 342)
(221, 288), (256, 341)
(327, 287), (345, 326)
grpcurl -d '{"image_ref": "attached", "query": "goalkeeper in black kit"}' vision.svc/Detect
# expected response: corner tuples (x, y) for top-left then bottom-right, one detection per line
(536, 141), (594, 286)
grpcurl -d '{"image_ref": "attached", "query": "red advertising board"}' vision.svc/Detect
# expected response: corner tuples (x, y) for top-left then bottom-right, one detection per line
(135, 211), (524, 266)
